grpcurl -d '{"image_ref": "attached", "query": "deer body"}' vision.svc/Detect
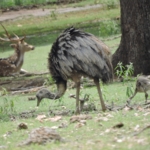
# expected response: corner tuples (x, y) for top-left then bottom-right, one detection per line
(0, 25), (34, 77)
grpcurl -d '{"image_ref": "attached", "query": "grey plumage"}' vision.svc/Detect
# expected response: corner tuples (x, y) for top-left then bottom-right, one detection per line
(36, 27), (113, 114)
(49, 27), (113, 82)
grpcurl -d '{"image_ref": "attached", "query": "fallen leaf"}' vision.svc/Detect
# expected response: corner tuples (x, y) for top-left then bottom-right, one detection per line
(70, 115), (92, 123)
(79, 120), (87, 125)
(114, 137), (125, 143)
(134, 124), (140, 131)
(2, 131), (12, 139)
(0, 145), (7, 149)
(123, 106), (131, 111)
(136, 138), (146, 144)
(35, 115), (46, 121)
(143, 112), (150, 116)
(95, 117), (109, 122)
(45, 116), (62, 122)
(134, 113), (139, 117)
(75, 122), (86, 128)
(51, 126), (58, 129)
(105, 128), (111, 133)
(58, 122), (68, 128)
(17, 24), (22, 27)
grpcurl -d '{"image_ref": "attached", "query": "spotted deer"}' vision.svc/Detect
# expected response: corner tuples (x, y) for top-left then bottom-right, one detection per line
(0, 24), (34, 77)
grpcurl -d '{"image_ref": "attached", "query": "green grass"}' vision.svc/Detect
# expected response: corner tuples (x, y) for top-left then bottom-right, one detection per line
(1, 1), (150, 150)
(0, 0), (120, 9)
(0, 41), (149, 149)
(0, 80), (150, 149)
(1, 35), (149, 149)
(0, 7), (120, 37)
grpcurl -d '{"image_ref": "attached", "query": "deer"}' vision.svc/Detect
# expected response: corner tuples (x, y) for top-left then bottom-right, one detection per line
(0, 24), (34, 77)
(127, 76), (150, 104)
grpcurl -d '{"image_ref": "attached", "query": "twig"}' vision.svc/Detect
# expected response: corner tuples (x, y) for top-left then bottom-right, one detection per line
(69, 94), (89, 102)
(19, 71), (49, 77)
(11, 86), (45, 95)
(133, 124), (150, 136)
(0, 81), (12, 85)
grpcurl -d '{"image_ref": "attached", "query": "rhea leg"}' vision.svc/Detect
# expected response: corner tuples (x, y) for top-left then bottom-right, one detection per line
(75, 81), (80, 114)
(94, 78), (106, 112)
(145, 92), (148, 104)
(127, 89), (137, 104)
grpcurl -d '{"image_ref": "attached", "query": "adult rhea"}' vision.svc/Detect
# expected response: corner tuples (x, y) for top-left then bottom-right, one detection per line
(36, 27), (113, 114)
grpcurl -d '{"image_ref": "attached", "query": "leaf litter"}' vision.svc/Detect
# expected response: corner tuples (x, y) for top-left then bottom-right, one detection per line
(2, 100), (150, 148)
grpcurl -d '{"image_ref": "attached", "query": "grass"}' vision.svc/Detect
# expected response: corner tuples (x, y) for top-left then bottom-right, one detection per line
(0, 7), (120, 37)
(0, 80), (150, 149)
(0, 0), (120, 9)
(0, 1), (150, 150)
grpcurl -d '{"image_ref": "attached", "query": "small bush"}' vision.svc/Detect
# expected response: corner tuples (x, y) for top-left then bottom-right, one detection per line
(0, 0), (15, 8)
(0, 98), (15, 115)
(14, 0), (22, 6)
(99, 20), (120, 37)
(102, 0), (120, 9)
(0, 0), (55, 8)
(115, 62), (134, 81)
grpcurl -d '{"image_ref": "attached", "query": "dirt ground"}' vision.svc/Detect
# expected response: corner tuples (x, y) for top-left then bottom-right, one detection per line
(0, 4), (102, 22)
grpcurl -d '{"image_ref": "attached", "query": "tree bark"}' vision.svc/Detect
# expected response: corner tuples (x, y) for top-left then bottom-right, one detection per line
(112, 0), (150, 75)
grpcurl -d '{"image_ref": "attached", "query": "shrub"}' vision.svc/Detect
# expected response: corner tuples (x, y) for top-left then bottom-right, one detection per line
(99, 20), (120, 37)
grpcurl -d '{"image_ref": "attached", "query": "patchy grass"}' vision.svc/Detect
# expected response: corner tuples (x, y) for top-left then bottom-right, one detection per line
(0, 80), (150, 149)
(0, 35), (149, 149)
(1, 1), (149, 149)
(1, 40), (149, 149)
(0, 7), (120, 37)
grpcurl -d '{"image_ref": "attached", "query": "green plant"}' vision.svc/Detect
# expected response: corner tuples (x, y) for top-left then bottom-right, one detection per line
(102, 0), (119, 9)
(14, 0), (22, 6)
(0, 98), (15, 115)
(99, 20), (120, 37)
(115, 62), (134, 81)
(44, 76), (54, 86)
(115, 62), (134, 97)
(126, 82), (134, 98)
(50, 10), (57, 20)
(0, 88), (8, 96)
(4, 1), (15, 8)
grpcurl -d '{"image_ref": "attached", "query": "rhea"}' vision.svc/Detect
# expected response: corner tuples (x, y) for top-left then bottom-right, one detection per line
(127, 76), (150, 104)
(36, 27), (113, 114)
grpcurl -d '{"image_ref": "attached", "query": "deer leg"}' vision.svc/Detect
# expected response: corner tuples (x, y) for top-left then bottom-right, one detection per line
(75, 81), (80, 114)
(94, 78), (106, 112)
(145, 92), (148, 104)
(127, 89), (137, 104)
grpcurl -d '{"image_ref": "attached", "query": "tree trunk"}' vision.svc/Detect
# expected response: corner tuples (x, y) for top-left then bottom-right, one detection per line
(112, 0), (150, 75)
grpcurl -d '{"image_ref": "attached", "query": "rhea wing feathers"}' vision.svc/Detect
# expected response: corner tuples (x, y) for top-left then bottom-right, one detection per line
(49, 27), (113, 82)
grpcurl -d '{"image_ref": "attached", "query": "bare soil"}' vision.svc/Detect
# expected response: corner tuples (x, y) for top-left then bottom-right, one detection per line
(0, 76), (46, 91)
(0, 4), (102, 22)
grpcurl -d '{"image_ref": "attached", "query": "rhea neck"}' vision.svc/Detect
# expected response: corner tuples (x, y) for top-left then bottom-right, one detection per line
(36, 79), (67, 106)
(52, 79), (67, 99)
